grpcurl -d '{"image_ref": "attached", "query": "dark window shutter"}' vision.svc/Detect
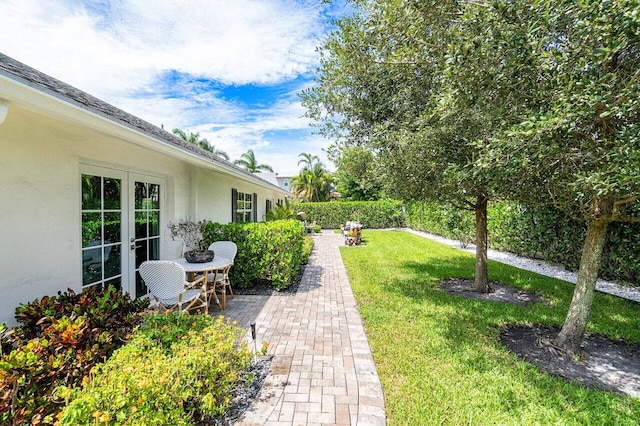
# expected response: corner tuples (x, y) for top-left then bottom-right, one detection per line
(231, 188), (238, 223)
(252, 193), (258, 222)
(266, 199), (272, 213)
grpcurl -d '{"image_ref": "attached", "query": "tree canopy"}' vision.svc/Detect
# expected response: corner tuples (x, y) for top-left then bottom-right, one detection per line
(475, 0), (640, 352)
(331, 146), (383, 201)
(304, 0), (640, 353)
(302, 0), (498, 291)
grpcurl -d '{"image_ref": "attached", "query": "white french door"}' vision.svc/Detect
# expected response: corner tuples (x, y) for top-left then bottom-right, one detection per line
(129, 173), (163, 298)
(80, 166), (164, 299)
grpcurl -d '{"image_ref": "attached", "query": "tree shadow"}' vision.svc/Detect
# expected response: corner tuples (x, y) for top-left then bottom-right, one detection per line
(385, 259), (640, 399)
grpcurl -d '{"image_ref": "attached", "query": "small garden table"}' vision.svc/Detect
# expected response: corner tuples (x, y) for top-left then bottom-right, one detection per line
(172, 257), (233, 310)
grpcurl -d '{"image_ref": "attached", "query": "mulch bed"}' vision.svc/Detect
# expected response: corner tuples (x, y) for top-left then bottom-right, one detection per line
(440, 278), (640, 397)
(233, 265), (305, 296)
(501, 324), (640, 397)
(440, 278), (549, 306)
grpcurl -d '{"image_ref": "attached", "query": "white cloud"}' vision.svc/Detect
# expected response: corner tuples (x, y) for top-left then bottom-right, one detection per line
(260, 133), (335, 176)
(0, 0), (323, 95)
(0, 0), (342, 175)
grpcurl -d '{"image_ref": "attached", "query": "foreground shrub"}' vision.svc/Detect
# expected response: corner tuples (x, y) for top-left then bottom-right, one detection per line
(58, 314), (252, 425)
(0, 286), (148, 425)
(202, 219), (306, 290)
(292, 199), (405, 229)
(302, 236), (314, 261)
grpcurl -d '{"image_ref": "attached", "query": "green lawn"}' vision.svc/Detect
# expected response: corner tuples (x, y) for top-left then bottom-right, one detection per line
(341, 230), (640, 425)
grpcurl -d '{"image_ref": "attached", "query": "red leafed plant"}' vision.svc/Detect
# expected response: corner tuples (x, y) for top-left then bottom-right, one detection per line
(0, 286), (148, 425)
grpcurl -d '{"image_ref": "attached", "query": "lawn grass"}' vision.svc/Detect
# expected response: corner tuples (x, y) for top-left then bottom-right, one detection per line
(341, 230), (640, 425)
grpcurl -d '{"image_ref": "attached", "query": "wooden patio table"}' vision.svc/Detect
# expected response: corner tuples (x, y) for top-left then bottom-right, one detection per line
(172, 256), (232, 310)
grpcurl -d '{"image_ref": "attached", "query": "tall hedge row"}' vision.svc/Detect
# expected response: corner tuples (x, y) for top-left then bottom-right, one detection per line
(405, 200), (640, 286)
(404, 201), (476, 247)
(291, 200), (405, 229)
(201, 220), (307, 290)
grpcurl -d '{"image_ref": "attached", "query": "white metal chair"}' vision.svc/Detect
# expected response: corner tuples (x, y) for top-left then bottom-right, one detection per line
(139, 260), (208, 313)
(207, 241), (237, 309)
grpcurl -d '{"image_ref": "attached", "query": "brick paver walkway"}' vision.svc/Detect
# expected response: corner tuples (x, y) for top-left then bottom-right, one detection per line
(219, 230), (386, 426)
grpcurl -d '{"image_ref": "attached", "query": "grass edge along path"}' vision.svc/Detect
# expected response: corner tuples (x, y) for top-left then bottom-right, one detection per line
(340, 230), (640, 425)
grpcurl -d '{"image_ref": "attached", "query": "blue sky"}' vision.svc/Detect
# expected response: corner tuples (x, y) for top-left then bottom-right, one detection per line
(0, 0), (347, 175)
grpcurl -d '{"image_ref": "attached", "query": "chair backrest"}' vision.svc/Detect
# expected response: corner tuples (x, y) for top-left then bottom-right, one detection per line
(208, 241), (237, 262)
(139, 260), (186, 300)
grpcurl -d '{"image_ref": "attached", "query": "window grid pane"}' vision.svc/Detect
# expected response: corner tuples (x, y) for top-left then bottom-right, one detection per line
(81, 175), (122, 290)
(235, 191), (253, 223)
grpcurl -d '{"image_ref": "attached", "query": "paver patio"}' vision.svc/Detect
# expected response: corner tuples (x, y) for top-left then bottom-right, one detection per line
(219, 230), (386, 426)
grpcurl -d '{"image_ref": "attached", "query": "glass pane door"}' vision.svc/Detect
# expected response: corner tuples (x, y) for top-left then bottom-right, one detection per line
(130, 176), (162, 298)
(81, 173), (124, 290)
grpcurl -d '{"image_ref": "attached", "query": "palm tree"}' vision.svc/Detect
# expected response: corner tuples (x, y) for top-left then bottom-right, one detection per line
(291, 161), (334, 202)
(297, 152), (319, 171)
(233, 149), (274, 173)
(172, 128), (230, 161)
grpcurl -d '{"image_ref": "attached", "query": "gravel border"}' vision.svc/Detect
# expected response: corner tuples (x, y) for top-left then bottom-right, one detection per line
(203, 356), (273, 425)
(402, 228), (640, 303)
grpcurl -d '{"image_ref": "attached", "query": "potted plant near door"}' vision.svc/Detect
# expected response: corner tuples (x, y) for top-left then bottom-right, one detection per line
(167, 219), (214, 263)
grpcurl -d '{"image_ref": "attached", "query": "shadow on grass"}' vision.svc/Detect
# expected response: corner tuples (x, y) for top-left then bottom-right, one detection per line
(389, 259), (566, 344)
(344, 230), (640, 424)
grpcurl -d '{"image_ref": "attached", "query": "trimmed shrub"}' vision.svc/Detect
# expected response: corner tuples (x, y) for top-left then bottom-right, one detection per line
(488, 202), (640, 286)
(302, 236), (314, 262)
(405, 200), (475, 247)
(58, 314), (252, 425)
(405, 200), (640, 286)
(291, 200), (405, 229)
(0, 287), (148, 425)
(201, 219), (306, 290)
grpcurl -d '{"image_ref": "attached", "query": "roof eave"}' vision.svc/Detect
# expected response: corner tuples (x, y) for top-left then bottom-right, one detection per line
(0, 57), (289, 195)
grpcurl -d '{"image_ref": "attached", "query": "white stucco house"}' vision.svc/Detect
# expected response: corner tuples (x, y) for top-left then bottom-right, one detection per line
(0, 53), (289, 327)
(256, 173), (296, 193)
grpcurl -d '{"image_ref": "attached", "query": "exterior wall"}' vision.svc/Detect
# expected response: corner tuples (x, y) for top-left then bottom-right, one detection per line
(0, 103), (287, 327)
(195, 169), (284, 225)
(1, 107), (83, 327)
(276, 176), (294, 192)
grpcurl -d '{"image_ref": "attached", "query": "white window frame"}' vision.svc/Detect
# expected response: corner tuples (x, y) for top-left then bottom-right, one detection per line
(236, 191), (253, 223)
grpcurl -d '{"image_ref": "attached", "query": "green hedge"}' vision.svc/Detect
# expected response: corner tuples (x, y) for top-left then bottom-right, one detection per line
(405, 200), (640, 286)
(291, 200), (405, 229)
(201, 220), (307, 290)
(404, 200), (476, 247)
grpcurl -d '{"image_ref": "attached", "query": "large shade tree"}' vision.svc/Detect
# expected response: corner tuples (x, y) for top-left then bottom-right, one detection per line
(473, 0), (640, 353)
(306, 0), (640, 354)
(233, 149), (274, 173)
(302, 0), (511, 292)
(172, 128), (229, 160)
(447, 0), (640, 353)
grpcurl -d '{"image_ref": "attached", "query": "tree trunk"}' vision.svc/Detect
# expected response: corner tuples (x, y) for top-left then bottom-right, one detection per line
(472, 193), (490, 293)
(555, 199), (612, 354)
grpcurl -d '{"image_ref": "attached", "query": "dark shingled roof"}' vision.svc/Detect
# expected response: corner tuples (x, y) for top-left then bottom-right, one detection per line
(0, 52), (281, 190)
